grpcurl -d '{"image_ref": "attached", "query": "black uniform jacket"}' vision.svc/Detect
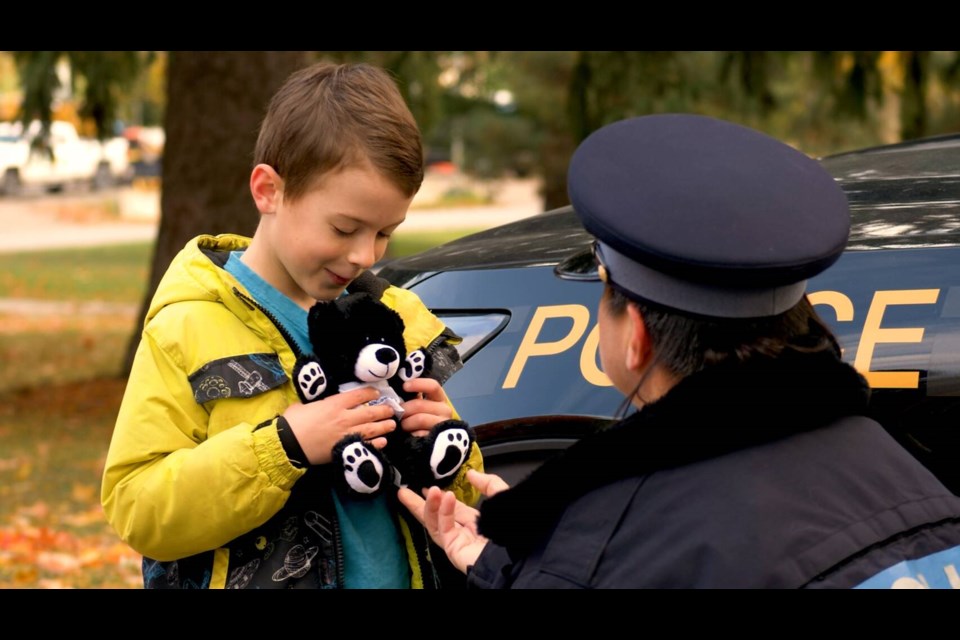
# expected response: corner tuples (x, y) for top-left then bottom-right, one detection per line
(470, 349), (960, 588)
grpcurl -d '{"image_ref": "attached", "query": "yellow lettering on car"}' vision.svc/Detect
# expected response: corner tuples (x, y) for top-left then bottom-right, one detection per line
(808, 290), (854, 322)
(809, 290), (855, 357)
(505, 289), (942, 391)
(580, 323), (613, 387)
(856, 289), (940, 389)
(503, 305), (591, 389)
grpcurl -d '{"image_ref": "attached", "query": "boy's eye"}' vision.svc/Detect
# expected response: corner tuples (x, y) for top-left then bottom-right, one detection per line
(377, 231), (392, 239)
(333, 227), (355, 237)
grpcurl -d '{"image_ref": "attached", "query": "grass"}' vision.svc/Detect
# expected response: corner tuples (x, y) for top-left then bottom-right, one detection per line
(387, 228), (482, 258)
(0, 243), (151, 303)
(0, 230), (479, 303)
(0, 227), (481, 588)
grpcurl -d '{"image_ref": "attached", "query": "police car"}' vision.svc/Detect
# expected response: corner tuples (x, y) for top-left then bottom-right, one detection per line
(380, 134), (960, 492)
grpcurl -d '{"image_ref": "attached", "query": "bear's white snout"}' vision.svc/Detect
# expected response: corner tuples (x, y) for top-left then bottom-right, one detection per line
(355, 343), (400, 382)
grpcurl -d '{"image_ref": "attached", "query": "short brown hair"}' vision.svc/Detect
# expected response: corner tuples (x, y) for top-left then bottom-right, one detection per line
(254, 61), (424, 201)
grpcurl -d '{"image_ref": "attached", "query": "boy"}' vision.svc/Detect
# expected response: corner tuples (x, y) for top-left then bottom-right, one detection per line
(101, 61), (483, 589)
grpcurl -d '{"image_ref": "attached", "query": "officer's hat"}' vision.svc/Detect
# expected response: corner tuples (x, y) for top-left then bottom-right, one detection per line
(555, 114), (850, 318)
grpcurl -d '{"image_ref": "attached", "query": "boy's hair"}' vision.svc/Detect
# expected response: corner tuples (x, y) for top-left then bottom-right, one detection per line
(606, 286), (842, 378)
(254, 61), (424, 201)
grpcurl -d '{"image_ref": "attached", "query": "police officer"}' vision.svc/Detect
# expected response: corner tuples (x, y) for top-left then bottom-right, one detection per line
(399, 114), (960, 588)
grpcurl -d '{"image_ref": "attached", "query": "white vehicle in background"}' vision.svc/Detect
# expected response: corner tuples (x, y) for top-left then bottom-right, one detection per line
(0, 120), (131, 196)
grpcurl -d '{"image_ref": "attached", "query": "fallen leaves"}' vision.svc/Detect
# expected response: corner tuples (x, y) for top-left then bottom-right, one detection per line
(0, 505), (143, 588)
(0, 379), (143, 588)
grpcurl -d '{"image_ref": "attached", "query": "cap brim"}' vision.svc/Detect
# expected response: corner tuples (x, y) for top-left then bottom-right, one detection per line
(554, 246), (601, 282)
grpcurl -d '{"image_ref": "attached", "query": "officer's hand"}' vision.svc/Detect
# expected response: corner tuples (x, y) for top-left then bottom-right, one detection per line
(398, 486), (488, 574)
(397, 470), (510, 574)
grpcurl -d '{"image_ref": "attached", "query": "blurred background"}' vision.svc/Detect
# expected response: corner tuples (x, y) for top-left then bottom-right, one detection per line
(2, 50), (960, 588)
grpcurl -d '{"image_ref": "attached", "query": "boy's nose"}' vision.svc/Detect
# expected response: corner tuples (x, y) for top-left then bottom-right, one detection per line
(349, 239), (377, 269)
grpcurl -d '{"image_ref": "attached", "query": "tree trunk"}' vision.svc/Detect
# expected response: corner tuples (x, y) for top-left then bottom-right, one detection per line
(539, 125), (577, 211)
(901, 51), (930, 141)
(123, 51), (309, 374)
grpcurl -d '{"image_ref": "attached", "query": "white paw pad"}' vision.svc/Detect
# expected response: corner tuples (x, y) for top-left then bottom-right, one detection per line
(341, 442), (383, 494)
(430, 428), (470, 480)
(297, 362), (327, 401)
(400, 350), (426, 381)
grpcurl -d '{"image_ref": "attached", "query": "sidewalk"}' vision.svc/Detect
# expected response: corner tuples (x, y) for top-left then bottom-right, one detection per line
(0, 173), (545, 254)
(0, 188), (158, 254)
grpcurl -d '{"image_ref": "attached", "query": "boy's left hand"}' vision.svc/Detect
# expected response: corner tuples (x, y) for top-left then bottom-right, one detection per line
(400, 377), (454, 437)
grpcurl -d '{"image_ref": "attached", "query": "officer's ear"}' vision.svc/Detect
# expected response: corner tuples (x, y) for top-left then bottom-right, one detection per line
(625, 303), (654, 372)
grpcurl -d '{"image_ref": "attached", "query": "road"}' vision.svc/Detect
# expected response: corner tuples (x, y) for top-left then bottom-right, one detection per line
(0, 175), (545, 254)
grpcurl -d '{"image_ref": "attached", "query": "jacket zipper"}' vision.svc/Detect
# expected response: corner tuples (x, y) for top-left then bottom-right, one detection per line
(232, 287), (304, 359)
(234, 286), (353, 588)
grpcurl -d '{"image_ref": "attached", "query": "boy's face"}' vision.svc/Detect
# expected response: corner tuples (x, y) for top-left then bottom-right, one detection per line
(251, 162), (412, 305)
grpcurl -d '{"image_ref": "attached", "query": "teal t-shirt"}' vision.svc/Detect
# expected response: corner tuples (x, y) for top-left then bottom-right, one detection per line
(225, 251), (410, 588)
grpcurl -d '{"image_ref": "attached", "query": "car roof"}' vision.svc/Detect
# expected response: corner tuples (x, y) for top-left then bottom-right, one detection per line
(821, 134), (960, 250)
(381, 134), (960, 285)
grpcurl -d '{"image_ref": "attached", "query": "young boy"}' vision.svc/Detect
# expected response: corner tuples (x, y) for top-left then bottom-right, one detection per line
(101, 61), (484, 589)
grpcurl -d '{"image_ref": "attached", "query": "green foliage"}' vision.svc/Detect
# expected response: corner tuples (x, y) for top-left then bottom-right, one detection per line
(12, 51), (153, 138)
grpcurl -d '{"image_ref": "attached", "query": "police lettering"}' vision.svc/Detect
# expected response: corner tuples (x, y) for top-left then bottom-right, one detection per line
(504, 290), (942, 391)
(810, 289), (939, 389)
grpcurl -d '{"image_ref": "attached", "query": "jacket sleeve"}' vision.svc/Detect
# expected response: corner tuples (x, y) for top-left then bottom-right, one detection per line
(100, 322), (304, 561)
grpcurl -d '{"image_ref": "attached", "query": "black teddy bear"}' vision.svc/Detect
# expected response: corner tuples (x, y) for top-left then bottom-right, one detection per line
(292, 292), (475, 499)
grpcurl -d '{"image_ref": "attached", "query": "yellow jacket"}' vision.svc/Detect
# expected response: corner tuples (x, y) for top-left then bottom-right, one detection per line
(101, 234), (483, 588)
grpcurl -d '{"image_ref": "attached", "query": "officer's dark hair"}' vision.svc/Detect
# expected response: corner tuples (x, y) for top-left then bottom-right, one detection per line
(605, 285), (842, 379)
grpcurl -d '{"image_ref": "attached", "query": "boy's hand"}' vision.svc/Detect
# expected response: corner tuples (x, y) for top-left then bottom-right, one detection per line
(400, 377), (454, 437)
(282, 387), (396, 465)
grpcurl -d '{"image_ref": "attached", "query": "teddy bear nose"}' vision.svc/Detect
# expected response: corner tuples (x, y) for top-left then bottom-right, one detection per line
(376, 348), (398, 365)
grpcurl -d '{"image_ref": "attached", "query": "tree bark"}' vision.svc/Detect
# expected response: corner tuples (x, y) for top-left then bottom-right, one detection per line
(123, 51), (309, 374)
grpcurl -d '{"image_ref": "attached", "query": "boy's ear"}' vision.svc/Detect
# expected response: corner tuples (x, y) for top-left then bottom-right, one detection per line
(250, 163), (283, 214)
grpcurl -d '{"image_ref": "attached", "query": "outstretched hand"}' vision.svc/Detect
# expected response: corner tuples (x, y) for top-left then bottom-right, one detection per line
(397, 470), (510, 574)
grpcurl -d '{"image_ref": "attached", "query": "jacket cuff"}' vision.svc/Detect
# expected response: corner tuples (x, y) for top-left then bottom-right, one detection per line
(252, 420), (304, 490)
(276, 415), (308, 469)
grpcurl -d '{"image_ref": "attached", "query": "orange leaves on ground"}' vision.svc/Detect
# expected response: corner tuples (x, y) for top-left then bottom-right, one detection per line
(70, 482), (97, 504)
(0, 500), (142, 588)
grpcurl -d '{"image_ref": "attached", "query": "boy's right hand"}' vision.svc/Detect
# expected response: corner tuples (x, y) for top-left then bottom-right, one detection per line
(282, 387), (397, 465)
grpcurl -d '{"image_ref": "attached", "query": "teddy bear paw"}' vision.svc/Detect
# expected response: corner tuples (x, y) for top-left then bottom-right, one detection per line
(296, 360), (327, 402)
(429, 421), (473, 481)
(341, 441), (384, 495)
(399, 350), (427, 381)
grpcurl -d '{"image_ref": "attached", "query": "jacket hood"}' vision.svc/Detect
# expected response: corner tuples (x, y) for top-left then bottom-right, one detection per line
(147, 234), (252, 325)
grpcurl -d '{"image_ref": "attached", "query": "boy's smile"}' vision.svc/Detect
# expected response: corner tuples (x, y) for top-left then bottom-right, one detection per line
(247, 161), (412, 309)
